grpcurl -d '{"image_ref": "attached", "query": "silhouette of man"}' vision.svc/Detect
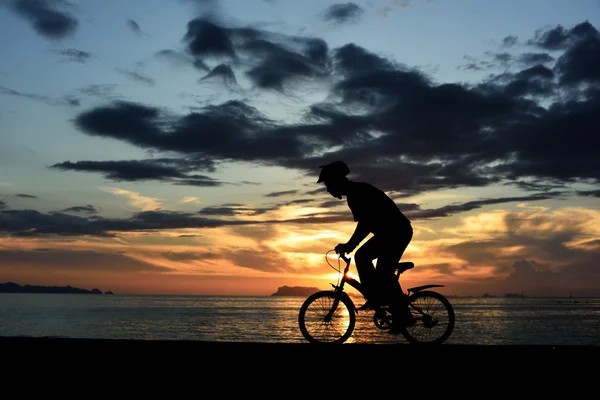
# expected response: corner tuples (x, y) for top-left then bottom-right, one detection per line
(317, 161), (415, 332)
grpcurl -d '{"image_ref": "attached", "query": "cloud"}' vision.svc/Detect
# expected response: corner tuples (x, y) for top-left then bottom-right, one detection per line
(61, 204), (98, 213)
(50, 159), (220, 186)
(52, 19), (600, 199)
(0, 84), (80, 107)
(180, 17), (329, 90)
(7, 0), (78, 39)
(577, 189), (600, 198)
(502, 35), (519, 47)
(0, 249), (173, 273)
(379, 1), (411, 18)
(200, 64), (238, 86)
(0, 191), (587, 240)
(180, 197), (200, 205)
(265, 190), (299, 197)
(78, 84), (120, 100)
(223, 245), (290, 272)
(127, 18), (144, 36)
(97, 187), (163, 211)
(0, 208), (250, 237)
(52, 47), (91, 63)
(321, 3), (365, 25)
(115, 68), (155, 86)
(16, 193), (38, 198)
(155, 49), (206, 71)
(438, 207), (600, 296)
(527, 21), (598, 50)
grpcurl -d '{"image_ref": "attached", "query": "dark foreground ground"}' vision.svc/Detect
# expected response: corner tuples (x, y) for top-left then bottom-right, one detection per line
(3, 336), (598, 359)
(3, 336), (597, 389)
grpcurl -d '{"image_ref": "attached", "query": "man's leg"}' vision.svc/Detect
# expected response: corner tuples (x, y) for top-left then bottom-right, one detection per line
(354, 236), (382, 305)
(376, 227), (414, 328)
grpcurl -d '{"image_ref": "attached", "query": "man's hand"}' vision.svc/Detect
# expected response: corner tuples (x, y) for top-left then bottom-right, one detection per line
(335, 243), (354, 255)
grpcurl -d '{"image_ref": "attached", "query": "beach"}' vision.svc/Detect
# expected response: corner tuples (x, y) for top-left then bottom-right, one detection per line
(3, 336), (596, 392)
(4, 336), (597, 359)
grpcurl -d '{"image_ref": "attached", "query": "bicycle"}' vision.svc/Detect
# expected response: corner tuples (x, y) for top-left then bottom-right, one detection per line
(298, 250), (455, 345)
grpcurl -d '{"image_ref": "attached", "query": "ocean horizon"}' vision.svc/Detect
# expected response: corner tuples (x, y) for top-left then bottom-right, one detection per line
(1, 293), (599, 346)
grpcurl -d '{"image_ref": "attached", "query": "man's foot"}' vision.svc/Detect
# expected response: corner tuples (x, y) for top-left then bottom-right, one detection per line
(358, 300), (377, 311)
(387, 315), (417, 334)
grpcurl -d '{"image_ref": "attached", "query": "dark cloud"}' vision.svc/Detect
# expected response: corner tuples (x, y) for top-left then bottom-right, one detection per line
(61, 205), (98, 213)
(0, 190), (572, 238)
(576, 189), (600, 198)
(321, 2), (365, 25)
(528, 21), (599, 50)
(49, 159), (220, 186)
(115, 68), (155, 86)
(8, 0), (78, 39)
(0, 208), (247, 237)
(264, 190), (298, 197)
(58, 20), (600, 197)
(16, 193), (37, 198)
(502, 35), (518, 47)
(183, 18), (236, 59)
(181, 17), (329, 90)
(126, 18), (145, 36)
(0, 200), (6, 209)
(78, 84), (120, 100)
(0, 84), (79, 107)
(481, 64), (555, 98)
(161, 251), (220, 262)
(198, 205), (275, 216)
(406, 192), (564, 219)
(52, 48), (91, 63)
(554, 33), (600, 84)
(155, 49), (207, 71)
(0, 249), (173, 272)
(518, 52), (554, 66)
(200, 64), (237, 86)
(71, 100), (313, 162)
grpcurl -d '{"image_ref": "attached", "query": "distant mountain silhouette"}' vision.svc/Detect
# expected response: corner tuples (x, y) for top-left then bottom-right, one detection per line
(0, 282), (114, 295)
(271, 285), (321, 296)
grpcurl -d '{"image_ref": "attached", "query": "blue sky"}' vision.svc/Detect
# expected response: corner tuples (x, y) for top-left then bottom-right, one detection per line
(1, 0), (599, 296)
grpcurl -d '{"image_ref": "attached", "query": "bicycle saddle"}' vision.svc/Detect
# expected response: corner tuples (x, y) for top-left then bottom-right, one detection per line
(396, 262), (414, 274)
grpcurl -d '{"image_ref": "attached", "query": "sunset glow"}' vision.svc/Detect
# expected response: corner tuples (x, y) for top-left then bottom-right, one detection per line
(1, 0), (599, 297)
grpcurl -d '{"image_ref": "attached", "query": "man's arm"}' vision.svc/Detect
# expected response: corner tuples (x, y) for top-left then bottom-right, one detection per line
(346, 221), (370, 252)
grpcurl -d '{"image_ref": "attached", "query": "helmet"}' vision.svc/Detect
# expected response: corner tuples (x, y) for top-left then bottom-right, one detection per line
(317, 161), (350, 183)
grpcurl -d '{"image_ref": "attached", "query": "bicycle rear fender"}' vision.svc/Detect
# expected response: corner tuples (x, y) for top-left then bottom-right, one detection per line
(407, 284), (444, 294)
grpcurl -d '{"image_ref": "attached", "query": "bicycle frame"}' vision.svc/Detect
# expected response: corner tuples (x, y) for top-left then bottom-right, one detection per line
(325, 253), (446, 319)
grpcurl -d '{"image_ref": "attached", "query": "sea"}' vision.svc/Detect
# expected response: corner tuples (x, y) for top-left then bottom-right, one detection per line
(1, 293), (599, 346)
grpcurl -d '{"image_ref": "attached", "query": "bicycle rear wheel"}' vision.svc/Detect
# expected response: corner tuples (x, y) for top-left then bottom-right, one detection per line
(401, 290), (455, 345)
(298, 291), (356, 344)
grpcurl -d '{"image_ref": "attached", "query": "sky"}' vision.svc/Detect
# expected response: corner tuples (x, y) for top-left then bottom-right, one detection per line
(1, 0), (599, 297)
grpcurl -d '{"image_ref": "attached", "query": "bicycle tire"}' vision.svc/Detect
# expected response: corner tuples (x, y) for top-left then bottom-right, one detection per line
(400, 290), (455, 345)
(298, 291), (356, 344)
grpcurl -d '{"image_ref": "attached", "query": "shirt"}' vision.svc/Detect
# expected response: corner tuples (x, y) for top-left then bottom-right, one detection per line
(346, 181), (411, 235)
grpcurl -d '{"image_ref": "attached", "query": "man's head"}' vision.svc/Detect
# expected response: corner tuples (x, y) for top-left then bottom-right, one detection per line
(317, 161), (350, 199)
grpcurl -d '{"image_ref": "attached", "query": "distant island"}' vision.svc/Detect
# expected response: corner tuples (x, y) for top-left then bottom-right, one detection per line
(271, 286), (321, 296)
(0, 282), (114, 295)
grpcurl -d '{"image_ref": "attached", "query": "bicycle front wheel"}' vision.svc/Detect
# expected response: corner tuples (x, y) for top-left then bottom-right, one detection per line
(401, 290), (455, 345)
(298, 291), (356, 344)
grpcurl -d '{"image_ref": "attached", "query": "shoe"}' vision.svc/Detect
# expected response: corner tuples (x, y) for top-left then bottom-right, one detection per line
(358, 300), (377, 311)
(387, 316), (417, 334)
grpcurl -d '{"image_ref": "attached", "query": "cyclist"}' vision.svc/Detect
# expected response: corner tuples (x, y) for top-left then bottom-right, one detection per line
(317, 160), (415, 333)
